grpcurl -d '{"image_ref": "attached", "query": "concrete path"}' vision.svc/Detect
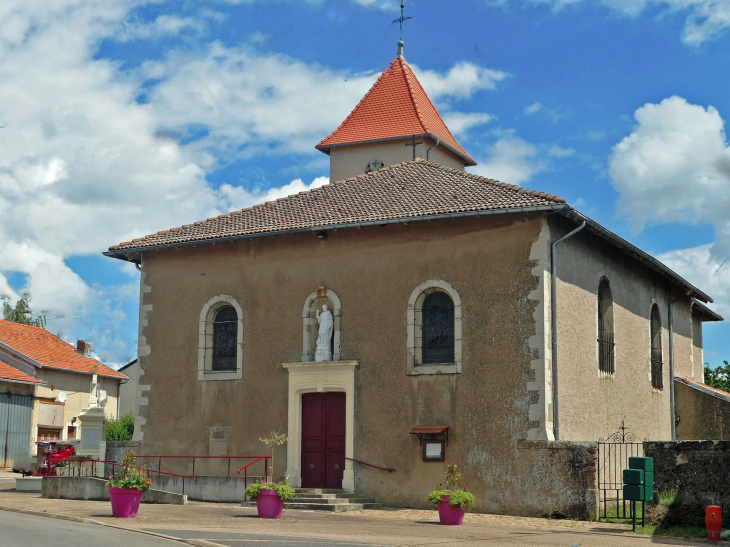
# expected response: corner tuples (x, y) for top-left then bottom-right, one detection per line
(0, 479), (716, 546)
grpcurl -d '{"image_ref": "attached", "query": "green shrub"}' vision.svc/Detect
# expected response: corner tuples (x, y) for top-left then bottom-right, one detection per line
(426, 462), (477, 511)
(646, 489), (705, 529)
(245, 481), (296, 501)
(106, 411), (134, 441)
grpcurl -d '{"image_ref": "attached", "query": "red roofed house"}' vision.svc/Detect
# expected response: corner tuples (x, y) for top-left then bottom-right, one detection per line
(0, 320), (125, 469)
(104, 41), (722, 517)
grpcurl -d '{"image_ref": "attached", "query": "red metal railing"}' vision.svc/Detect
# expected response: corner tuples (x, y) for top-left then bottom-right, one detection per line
(135, 455), (269, 478)
(61, 458), (196, 495)
(238, 456), (271, 501)
(346, 457), (395, 473)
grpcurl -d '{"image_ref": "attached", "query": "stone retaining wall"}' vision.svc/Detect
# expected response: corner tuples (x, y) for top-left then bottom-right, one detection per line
(644, 441), (730, 507)
(41, 476), (186, 504)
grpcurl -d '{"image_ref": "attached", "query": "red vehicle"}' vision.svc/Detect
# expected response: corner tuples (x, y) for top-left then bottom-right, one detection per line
(23, 440), (77, 476)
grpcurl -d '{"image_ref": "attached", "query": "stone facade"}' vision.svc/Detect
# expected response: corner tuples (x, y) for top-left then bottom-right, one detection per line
(675, 379), (730, 441)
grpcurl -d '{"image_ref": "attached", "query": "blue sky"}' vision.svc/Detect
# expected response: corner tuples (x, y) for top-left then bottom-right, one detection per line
(1, 0), (729, 367)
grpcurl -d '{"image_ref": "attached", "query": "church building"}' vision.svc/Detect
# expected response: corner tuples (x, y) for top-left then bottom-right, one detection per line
(105, 41), (722, 516)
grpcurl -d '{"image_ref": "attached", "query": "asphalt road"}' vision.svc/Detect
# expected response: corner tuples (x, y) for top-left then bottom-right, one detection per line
(0, 511), (180, 547)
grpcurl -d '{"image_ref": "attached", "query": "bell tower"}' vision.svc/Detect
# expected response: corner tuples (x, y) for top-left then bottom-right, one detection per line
(315, 40), (476, 182)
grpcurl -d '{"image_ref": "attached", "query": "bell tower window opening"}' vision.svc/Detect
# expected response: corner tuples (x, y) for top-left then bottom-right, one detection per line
(212, 305), (237, 372)
(421, 292), (455, 365)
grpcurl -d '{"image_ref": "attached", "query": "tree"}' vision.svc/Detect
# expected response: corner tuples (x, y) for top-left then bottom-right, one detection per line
(106, 411), (135, 441)
(2, 295), (46, 328)
(704, 361), (730, 393)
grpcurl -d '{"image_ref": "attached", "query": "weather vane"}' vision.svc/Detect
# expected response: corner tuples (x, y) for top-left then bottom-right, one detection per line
(392, 0), (413, 33)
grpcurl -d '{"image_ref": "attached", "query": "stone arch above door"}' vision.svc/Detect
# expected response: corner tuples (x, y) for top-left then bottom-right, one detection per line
(302, 287), (342, 362)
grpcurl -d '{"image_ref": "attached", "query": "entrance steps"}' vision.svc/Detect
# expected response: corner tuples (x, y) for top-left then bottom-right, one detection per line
(241, 488), (383, 512)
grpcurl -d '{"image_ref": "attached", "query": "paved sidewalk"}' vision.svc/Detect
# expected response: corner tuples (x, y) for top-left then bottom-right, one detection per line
(0, 480), (716, 546)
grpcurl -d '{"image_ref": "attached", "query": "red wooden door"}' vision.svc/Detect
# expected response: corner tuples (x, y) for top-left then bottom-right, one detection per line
(301, 392), (346, 489)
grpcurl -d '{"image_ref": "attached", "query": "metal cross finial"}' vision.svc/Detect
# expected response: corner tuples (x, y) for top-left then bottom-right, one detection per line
(392, 0), (413, 32)
(405, 135), (424, 160)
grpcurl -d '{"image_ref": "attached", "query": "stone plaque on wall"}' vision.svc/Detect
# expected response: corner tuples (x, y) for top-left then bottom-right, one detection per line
(208, 426), (230, 456)
(82, 427), (102, 450)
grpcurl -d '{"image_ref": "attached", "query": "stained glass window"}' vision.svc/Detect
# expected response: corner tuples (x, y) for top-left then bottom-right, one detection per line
(212, 305), (237, 372)
(421, 292), (455, 364)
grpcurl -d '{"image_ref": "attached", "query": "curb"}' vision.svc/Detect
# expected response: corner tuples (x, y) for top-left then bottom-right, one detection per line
(0, 505), (228, 547)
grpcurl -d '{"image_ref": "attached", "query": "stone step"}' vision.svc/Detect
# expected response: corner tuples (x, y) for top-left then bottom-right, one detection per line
(292, 492), (358, 499)
(286, 502), (365, 512)
(291, 497), (373, 504)
(294, 488), (345, 494)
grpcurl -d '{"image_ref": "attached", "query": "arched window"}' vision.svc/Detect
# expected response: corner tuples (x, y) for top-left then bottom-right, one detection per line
(422, 292), (455, 364)
(198, 295), (244, 381)
(407, 279), (462, 375)
(212, 305), (237, 371)
(650, 304), (663, 390)
(597, 278), (615, 374)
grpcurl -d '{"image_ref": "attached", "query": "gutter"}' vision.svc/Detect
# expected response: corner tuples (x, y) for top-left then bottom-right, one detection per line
(0, 377), (46, 386)
(105, 204), (570, 262)
(551, 220), (586, 441)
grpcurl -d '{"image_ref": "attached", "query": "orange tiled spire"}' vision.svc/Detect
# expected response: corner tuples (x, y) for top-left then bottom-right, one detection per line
(316, 41), (476, 166)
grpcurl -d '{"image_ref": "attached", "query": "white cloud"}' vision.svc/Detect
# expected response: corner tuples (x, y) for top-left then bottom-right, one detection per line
(441, 112), (494, 136)
(549, 145), (576, 157)
(658, 244), (727, 318)
(414, 62), (509, 100)
(495, 0), (730, 44)
(609, 96), (730, 255)
(471, 136), (544, 184)
(524, 102), (543, 115)
(218, 177), (329, 212)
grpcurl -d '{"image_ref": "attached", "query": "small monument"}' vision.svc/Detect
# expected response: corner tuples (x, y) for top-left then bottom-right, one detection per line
(77, 374), (107, 476)
(315, 305), (334, 362)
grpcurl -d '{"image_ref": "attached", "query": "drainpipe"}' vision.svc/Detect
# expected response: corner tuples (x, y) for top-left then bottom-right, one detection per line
(668, 291), (676, 441)
(551, 221), (586, 441)
(426, 139), (440, 161)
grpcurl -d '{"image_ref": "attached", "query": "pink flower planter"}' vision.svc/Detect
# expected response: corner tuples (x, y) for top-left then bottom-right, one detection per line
(438, 494), (465, 525)
(256, 488), (284, 519)
(108, 486), (143, 518)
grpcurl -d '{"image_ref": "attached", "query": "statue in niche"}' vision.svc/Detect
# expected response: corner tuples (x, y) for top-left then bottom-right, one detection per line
(315, 305), (334, 362)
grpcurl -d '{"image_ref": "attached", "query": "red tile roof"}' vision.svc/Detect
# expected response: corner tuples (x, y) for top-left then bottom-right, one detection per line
(107, 159), (566, 253)
(316, 56), (476, 166)
(0, 320), (125, 379)
(0, 359), (44, 384)
(677, 376), (730, 399)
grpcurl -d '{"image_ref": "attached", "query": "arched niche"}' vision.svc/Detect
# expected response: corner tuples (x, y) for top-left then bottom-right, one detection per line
(302, 287), (342, 362)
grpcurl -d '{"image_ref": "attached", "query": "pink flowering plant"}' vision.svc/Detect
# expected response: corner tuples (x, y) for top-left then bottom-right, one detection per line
(427, 462), (476, 510)
(105, 451), (152, 492)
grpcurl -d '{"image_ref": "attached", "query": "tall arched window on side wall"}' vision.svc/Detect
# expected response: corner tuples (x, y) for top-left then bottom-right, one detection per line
(650, 304), (663, 390)
(212, 305), (238, 371)
(422, 292), (455, 365)
(597, 277), (615, 374)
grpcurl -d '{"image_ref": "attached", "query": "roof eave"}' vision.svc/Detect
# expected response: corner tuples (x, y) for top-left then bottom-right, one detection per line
(0, 376), (45, 386)
(692, 299), (724, 322)
(315, 133), (477, 167)
(561, 210), (714, 304)
(105, 203), (570, 260)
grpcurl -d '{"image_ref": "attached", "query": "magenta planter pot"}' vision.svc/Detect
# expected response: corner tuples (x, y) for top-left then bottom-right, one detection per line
(256, 489), (284, 519)
(108, 486), (143, 518)
(438, 494), (466, 525)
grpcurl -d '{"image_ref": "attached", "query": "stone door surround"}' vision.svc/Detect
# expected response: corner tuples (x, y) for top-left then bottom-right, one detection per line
(282, 360), (358, 492)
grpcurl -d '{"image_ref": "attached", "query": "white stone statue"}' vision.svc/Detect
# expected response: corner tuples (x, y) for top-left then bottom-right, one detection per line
(315, 305), (334, 362)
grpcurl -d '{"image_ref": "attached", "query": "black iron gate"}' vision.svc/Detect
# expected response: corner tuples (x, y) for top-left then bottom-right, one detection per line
(597, 421), (647, 519)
